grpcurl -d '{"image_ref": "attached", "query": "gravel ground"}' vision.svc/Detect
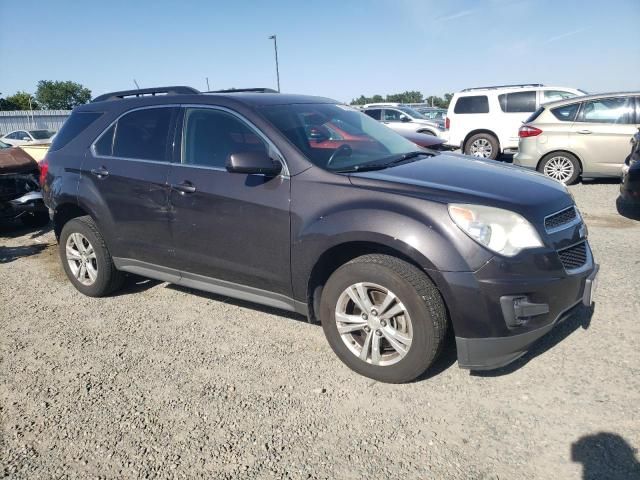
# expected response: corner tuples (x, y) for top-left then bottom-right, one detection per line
(1, 181), (639, 479)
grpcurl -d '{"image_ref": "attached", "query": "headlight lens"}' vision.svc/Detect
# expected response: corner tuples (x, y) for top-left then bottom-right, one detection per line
(448, 204), (543, 256)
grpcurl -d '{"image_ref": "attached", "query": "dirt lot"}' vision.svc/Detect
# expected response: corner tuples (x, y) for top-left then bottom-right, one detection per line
(1, 181), (639, 479)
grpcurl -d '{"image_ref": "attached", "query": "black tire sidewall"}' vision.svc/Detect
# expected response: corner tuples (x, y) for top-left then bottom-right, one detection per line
(59, 218), (114, 297)
(465, 133), (499, 160)
(539, 152), (580, 185)
(320, 261), (438, 383)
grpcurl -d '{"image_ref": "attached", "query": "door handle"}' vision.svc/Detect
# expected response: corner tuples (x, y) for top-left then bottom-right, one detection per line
(577, 129), (592, 134)
(171, 181), (196, 194)
(90, 167), (109, 178)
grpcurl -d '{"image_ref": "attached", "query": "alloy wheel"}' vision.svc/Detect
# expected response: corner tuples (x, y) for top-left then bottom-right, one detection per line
(65, 233), (98, 286)
(543, 156), (575, 183)
(335, 282), (413, 366)
(469, 138), (493, 158)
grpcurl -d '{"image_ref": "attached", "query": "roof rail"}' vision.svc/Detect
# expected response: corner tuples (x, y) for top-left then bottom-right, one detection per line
(92, 86), (200, 103)
(206, 88), (279, 93)
(460, 83), (544, 92)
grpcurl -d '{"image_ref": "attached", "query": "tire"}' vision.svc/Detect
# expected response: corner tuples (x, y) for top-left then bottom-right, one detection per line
(538, 152), (580, 185)
(58, 215), (124, 297)
(20, 211), (49, 228)
(320, 254), (448, 383)
(464, 133), (499, 160)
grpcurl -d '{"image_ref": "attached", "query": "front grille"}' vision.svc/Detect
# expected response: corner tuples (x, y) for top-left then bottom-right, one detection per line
(545, 206), (577, 232)
(558, 241), (587, 271)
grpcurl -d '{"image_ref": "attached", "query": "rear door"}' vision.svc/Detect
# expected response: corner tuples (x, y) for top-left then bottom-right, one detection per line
(82, 106), (177, 266)
(568, 96), (636, 176)
(165, 106), (292, 296)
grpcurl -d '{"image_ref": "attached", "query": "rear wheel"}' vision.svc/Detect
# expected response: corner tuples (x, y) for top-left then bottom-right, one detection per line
(538, 152), (580, 184)
(464, 133), (499, 160)
(59, 216), (124, 297)
(320, 254), (447, 383)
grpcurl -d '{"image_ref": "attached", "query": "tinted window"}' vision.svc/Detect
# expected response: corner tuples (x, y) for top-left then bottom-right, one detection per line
(551, 103), (580, 122)
(498, 91), (536, 113)
(580, 97), (633, 124)
(49, 112), (102, 152)
(543, 90), (578, 103)
(182, 108), (267, 169)
(94, 124), (115, 156)
(30, 130), (55, 139)
(454, 96), (489, 114)
(113, 108), (174, 161)
(383, 109), (404, 121)
(364, 109), (381, 120)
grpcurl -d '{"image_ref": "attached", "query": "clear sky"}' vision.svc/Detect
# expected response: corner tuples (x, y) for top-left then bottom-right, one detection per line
(1, 0), (638, 103)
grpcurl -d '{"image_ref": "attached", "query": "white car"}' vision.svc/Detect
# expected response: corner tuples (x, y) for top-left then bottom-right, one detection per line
(445, 84), (585, 159)
(0, 129), (56, 146)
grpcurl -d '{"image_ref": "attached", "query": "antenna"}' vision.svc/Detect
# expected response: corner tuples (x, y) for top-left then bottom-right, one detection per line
(206, 77), (210, 90)
(133, 79), (140, 89)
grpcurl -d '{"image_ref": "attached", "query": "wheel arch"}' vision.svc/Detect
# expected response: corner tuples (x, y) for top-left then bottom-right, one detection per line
(52, 202), (92, 240)
(462, 129), (500, 153)
(536, 150), (584, 174)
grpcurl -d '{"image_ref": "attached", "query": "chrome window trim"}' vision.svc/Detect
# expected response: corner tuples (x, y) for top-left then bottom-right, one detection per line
(544, 206), (582, 234)
(90, 104), (179, 163)
(179, 104), (290, 177)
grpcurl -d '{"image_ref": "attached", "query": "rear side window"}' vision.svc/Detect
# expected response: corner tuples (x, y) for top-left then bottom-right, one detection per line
(107, 107), (175, 161)
(498, 91), (536, 113)
(551, 103), (580, 122)
(49, 112), (102, 152)
(364, 109), (381, 120)
(525, 107), (545, 123)
(543, 90), (578, 103)
(454, 96), (489, 114)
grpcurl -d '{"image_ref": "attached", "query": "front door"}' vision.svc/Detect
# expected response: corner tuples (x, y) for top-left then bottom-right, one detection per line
(166, 107), (292, 296)
(569, 96), (637, 176)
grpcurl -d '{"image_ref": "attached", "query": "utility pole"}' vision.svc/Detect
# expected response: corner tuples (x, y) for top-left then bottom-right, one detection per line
(268, 35), (280, 92)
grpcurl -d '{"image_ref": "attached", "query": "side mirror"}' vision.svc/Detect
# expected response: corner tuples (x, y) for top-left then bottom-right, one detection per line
(22, 137), (31, 141)
(226, 151), (282, 176)
(400, 115), (411, 123)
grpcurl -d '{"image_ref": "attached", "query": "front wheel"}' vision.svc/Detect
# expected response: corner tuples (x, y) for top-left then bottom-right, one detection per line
(320, 254), (448, 383)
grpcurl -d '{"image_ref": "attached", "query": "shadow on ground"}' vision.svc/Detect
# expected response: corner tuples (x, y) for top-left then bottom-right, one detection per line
(0, 219), (52, 239)
(572, 432), (640, 480)
(0, 244), (48, 263)
(471, 304), (594, 378)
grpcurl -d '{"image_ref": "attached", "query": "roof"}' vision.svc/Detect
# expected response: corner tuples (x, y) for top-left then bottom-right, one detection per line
(541, 91), (640, 109)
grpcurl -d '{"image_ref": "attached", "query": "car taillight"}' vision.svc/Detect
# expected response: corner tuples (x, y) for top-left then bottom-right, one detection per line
(39, 157), (49, 187)
(519, 125), (543, 138)
(445, 117), (450, 130)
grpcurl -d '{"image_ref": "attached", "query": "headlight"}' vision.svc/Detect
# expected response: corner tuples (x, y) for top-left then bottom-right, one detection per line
(448, 204), (543, 256)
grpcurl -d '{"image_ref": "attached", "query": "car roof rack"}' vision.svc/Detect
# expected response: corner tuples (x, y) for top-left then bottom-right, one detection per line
(205, 88), (279, 93)
(461, 83), (544, 92)
(92, 86), (200, 103)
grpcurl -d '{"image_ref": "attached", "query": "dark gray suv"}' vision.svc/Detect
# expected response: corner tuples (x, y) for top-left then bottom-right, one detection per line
(42, 86), (598, 383)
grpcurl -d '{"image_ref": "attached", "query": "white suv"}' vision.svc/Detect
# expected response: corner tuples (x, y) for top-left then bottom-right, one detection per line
(445, 84), (585, 159)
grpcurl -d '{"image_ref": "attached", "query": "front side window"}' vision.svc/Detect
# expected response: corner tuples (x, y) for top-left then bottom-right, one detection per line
(364, 109), (381, 120)
(579, 97), (633, 124)
(543, 90), (578, 103)
(454, 96), (489, 114)
(383, 109), (403, 122)
(182, 108), (267, 169)
(110, 107), (175, 161)
(498, 91), (537, 113)
(29, 130), (55, 139)
(551, 103), (580, 122)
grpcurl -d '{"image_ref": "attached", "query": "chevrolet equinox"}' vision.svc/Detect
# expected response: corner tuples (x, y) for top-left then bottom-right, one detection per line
(42, 86), (599, 383)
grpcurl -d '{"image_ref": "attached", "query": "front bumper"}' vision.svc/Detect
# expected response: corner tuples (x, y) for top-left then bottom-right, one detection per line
(429, 240), (598, 370)
(0, 190), (46, 219)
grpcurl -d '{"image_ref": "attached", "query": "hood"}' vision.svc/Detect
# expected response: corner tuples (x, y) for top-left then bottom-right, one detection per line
(349, 152), (572, 217)
(0, 147), (39, 175)
(397, 131), (444, 148)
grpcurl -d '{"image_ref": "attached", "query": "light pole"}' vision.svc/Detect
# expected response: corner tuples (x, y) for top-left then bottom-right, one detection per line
(268, 35), (280, 92)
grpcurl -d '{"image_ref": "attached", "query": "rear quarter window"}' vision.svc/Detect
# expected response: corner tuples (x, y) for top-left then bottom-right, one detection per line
(498, 91), (536, 113)
(551, 103), (580, 122)
(48, 112), (103, 152)
(453, 96), (489, 114)
(525, 107), (545, 123)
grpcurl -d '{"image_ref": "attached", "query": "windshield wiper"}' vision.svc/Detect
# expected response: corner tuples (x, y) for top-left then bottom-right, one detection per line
(334, 163), (391, 173)
(334, 151), (432, 174)
(382, 150), (432, 166)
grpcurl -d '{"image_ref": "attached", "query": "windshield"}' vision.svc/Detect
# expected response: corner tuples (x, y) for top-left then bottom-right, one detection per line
(29, 130), (55, 139)
(418, 108), (446, 121)
(397, 106), (426, 119)
(260, 103), (428, 172)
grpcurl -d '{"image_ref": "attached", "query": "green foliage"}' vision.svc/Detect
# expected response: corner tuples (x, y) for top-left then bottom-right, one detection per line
(350, 91), (454, 108)
(2, 91), (37, 111)
(35, 80), (92, 110)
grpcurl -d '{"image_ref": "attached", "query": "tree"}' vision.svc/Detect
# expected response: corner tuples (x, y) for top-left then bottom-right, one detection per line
(386, 91), (424, 104)
(2, 91), (37, 110)
(350, 91), (454, 108)
(35, 80), (91, 109)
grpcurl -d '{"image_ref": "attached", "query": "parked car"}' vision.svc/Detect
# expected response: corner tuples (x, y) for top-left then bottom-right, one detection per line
(414, 107), (447, 130)
(0, 129), (56, 147)
(619, 127), (640, 210)
(43, 86), (598, 383)
(397, 130), (450, 150)
(362, 105), (446, 138)
(0, 140), (49, 227)
(514, 92), (640, 184)
(445, 84), (585, 159)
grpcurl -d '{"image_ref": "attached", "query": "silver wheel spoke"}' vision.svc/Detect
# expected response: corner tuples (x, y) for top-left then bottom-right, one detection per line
(346, 284), (371, 313)
(86, 264), (98, 282)
(377, 291), (397, 316)
(359, 329), (373, 361)
(371, 333), (382, 365)
(66, 232), (98, 286)
(66, 246), (82, 261)
(77, 263), (86, 281)
(379, 302), (405, 321)
(382, 328), (411, 357)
